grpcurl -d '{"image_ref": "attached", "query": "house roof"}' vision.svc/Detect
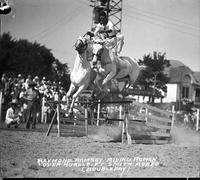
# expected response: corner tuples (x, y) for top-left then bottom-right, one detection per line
(193, 72), (200, 85)
(165, 60), (200, 85)
(168, 59), (185, 68)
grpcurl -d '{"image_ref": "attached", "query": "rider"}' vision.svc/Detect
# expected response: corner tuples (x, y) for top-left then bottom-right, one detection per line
(91, 11), (124, 55)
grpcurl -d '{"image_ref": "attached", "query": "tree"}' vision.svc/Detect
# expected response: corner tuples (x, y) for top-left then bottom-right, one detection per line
(0, 32), (70, 90)
(136, 51), (171, 103)
(52, 59), (70, 90)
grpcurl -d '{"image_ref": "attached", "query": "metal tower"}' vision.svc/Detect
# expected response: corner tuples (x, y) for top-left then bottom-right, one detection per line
(90, 0), (123, 33)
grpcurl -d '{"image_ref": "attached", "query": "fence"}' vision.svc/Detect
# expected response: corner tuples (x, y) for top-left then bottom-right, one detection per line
(44, 96), (177, 144)
(45, 90), (94, 137)
(126, 101), (175, 144)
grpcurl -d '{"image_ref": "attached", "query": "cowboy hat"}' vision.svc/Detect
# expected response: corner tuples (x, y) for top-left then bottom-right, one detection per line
(28, 81), (37, 87)
(9, 99), (18, 106)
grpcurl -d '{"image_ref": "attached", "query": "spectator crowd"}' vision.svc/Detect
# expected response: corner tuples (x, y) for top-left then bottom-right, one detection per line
(0, 73), (67, 128)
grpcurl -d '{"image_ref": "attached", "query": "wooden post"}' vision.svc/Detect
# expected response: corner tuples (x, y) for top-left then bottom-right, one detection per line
(119, 105), (122, 127)
(171, 105), (175, 129)
(121, 113), (125, 144)
(57, 99), (60, 137)
(125, 105), (132, 145)
(46, 111), (57, 136)
(196, 109), (199, 131)
(85, 106), (88, 136)
(145, 108), (148, 122)
(97, 99), (100, 126)
(0, 91), (2, 121)
(41, 97), (45, 123)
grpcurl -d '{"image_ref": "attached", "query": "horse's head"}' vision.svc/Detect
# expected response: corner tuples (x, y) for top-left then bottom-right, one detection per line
(74, 36), (88, 54)
(91, 40), (104, 68)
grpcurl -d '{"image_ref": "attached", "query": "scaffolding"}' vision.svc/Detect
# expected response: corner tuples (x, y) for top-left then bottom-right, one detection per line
(90, 0), (123, 33)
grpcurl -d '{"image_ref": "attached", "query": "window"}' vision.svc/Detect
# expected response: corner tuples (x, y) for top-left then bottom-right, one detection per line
(195, 88), (200, 102)
(182, 86), (189, 98)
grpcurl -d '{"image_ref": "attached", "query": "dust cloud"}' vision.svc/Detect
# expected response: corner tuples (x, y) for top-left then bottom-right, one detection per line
(89, 125), (122, 142)
(170, 125), (200, 146)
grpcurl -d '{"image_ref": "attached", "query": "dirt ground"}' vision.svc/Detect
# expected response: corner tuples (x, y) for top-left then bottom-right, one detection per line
(0, 122), (200, 178)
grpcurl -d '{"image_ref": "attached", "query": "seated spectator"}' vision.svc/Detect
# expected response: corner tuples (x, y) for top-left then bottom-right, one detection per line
(5, 99), (22, 128)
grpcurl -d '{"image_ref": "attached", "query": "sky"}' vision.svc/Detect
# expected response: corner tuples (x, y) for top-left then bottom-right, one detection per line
(1, 0), (200, 72)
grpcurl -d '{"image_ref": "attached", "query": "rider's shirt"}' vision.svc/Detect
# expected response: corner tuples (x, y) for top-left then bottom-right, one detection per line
(94, 20), (116, 38)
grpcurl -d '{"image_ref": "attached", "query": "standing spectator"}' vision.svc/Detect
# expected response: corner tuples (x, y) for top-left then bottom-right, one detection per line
(23, 79), (29, 90)
(23, 75), (32, 90)
(4, 77), (13, 104)
(26, 75), (32, 83)
(19, 87), (27, 122)
(10, 85), (20, 100)
(184, 113), (189, 126)
(41, 77), (47, 85)
(1, 73), (7, 85)
(5, 99), (22, 128)
(33, 76), (40, 85)
(1, 73), (8, 103)
(39, 77), (47, 94)
(22, 81), (40, 129)
(16, 74), (23, 89)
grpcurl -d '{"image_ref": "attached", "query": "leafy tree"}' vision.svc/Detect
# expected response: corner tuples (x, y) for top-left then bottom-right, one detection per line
(0, 32), (70, 90)
(136, 51), (171, 103)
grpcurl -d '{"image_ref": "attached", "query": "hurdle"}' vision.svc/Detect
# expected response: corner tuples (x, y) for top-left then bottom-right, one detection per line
(45, 96), (133, 144)
(93, 99), (175, 144)
(46, 90), (94, 137)
(93, 100), (174, 145)
(45, 99), (89, 137)
(89, 100), (133, 144)
(126, 100), (175, 144)
(45, 93), (175, 145)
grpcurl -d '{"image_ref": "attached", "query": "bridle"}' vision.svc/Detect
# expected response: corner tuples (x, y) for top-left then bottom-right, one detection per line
(74, 38), (88, 53)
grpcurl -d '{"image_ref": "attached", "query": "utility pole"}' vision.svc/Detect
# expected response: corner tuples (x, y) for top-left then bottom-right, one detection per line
(89, 0), (123, 33)
(0, 0), (12, 36)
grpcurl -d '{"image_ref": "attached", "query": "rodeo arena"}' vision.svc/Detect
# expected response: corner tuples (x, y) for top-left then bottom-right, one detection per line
(0, 0), (200, 178)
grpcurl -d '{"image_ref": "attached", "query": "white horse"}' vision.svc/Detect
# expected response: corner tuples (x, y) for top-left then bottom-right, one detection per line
(66, 36), (96, 115)
(91, 40), (145, 91)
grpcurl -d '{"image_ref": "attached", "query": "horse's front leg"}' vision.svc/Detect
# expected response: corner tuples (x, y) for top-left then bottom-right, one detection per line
(68, 85), (86, 115)
(66, 83), (76, 110)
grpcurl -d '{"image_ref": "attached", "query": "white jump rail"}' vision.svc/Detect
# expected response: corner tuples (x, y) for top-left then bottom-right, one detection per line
(196, 109), (199, 131)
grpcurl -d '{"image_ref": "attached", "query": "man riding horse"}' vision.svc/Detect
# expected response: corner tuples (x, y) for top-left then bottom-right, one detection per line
(91, 12), (142, 91)
(87, 11), (129, 91)
(89, 11), (124, 56)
